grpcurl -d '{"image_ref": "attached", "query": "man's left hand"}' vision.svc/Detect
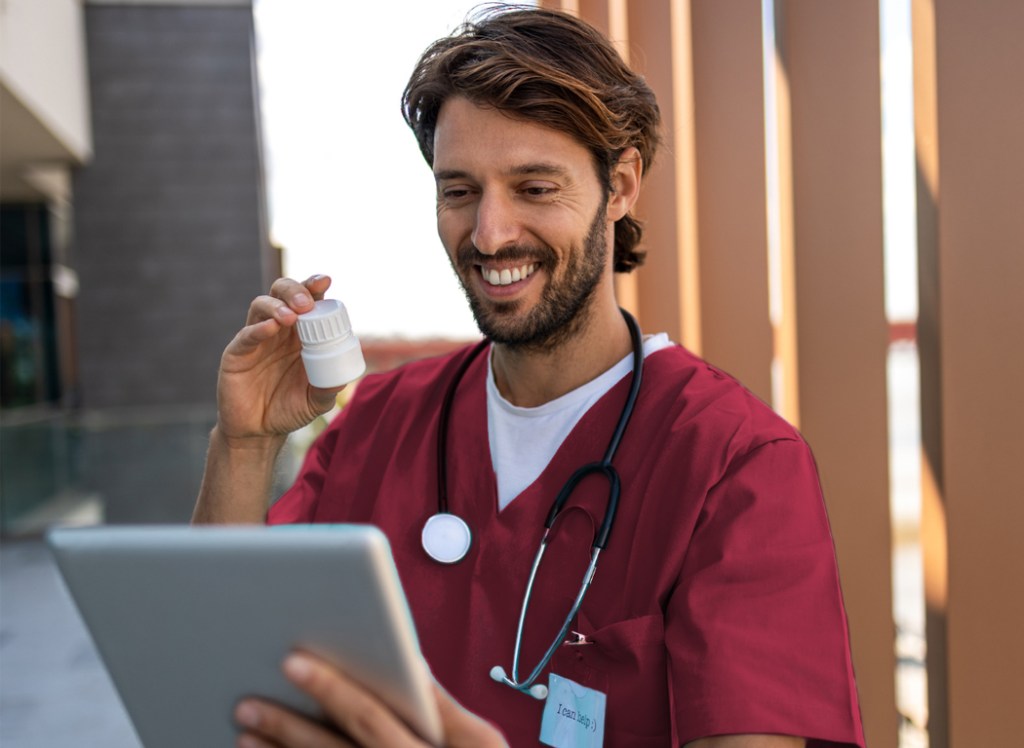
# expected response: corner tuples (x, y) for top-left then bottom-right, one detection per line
(234, 652), (507, 747)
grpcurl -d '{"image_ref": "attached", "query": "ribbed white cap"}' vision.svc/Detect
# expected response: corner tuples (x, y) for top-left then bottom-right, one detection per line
(296, 299), (352, 346)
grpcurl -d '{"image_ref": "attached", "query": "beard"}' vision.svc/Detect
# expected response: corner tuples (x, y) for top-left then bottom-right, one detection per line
(452, 204), (609, 352)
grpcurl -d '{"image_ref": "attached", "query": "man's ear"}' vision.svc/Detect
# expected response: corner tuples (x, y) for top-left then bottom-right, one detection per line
(606, 147), (643, 222)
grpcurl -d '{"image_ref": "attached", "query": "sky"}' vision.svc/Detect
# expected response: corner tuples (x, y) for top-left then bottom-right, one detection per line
(880, 0), (918, 323)
(253, 0), (490, 339)
(253, 0), (917, 339)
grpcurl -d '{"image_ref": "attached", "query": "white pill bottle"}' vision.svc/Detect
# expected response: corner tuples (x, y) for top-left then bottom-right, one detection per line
(295, 299), (366, 388)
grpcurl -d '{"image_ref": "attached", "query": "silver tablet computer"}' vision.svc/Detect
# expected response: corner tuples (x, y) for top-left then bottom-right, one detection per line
(47, 524), (442, 747)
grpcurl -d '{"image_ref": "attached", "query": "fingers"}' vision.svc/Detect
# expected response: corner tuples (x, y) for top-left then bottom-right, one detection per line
(236, 654), (508, 748)
(235, 698), (356, 748)
(246, 275), (333, 326)
(227, 317), (288, 355)
(304, 274), (333, 300)
(283, 653), (428, 748)
(270, 274), (332, 311)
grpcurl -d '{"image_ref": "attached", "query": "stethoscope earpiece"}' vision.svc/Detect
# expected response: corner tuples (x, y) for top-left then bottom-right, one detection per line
(529, 683), (549, 700)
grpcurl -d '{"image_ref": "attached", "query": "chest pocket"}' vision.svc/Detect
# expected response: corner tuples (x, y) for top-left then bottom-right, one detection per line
(550, 612), (671, 746)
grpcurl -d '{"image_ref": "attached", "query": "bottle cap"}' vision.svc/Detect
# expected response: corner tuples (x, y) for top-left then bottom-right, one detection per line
(295, 299), (366, 388)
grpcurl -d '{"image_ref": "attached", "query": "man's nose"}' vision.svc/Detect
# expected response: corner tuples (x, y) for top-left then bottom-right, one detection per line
(471, 192), (522, 255)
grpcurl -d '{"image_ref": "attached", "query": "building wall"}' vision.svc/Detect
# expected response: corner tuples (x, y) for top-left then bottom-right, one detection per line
(1, 1), (271, 527)
(73, 1), (272, 409)
(0, 0), (93, 175)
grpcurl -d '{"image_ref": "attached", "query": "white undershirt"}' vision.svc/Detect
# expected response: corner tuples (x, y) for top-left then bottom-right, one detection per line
(486, 333), (672, 510)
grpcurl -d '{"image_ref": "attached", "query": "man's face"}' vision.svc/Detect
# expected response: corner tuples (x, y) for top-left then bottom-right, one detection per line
(432, 97), (613, 350)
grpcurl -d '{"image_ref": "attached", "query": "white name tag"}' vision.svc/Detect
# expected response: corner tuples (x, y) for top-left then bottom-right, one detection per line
(539, 673), (606, 748)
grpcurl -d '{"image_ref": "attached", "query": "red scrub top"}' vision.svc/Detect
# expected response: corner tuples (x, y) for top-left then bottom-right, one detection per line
(269, 344), (865, 747)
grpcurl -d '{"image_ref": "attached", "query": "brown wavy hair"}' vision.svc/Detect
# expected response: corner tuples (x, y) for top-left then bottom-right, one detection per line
(402, 4), (661, 273)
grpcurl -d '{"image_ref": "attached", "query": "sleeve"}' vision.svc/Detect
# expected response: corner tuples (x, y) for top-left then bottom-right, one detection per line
(666, 438), (865, 748)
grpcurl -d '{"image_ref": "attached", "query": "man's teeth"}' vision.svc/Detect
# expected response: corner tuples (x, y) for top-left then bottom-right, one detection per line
(483, 263), (537, 286)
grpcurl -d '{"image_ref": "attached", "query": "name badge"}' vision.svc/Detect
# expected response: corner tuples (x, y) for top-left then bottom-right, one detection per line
(539, 673), (606, 748)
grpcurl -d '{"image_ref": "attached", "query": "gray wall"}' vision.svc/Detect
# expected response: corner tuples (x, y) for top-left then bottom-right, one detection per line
(39, 2), (277, 526)
(73, 2), (272, 410)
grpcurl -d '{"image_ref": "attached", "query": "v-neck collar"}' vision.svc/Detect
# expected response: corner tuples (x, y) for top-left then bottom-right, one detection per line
(451, 349), (638, 529)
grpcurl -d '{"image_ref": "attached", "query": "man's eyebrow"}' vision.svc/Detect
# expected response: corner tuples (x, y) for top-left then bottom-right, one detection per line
(510, 162), (570, 178)
(433, 163), (571, 182)
(434, 169), (469, 182)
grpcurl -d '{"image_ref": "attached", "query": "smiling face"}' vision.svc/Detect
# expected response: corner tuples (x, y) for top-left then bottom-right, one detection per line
(433, 97), (616, 350)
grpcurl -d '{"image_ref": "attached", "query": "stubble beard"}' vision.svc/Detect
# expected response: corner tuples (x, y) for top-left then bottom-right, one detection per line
(453, 205), (609, 352)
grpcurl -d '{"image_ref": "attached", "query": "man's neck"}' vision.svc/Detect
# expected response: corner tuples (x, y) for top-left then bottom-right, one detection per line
(489, 299), (632, 408)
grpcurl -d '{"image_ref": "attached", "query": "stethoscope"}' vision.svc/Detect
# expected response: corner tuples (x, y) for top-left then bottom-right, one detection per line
(420, 309), (645, 700)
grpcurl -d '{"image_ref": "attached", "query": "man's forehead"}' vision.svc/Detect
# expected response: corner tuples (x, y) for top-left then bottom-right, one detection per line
(432, 97), (591, 176)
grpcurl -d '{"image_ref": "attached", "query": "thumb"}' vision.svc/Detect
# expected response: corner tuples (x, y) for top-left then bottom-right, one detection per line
(433, 683), (508, 747)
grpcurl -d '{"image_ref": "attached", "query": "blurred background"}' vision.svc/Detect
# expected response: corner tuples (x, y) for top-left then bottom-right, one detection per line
(1, 1), (1020, 747)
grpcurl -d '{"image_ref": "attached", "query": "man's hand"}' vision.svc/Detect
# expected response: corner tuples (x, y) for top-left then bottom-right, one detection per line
(193, 275), (350, 524)
(234, 652), (507, 748)
(217, 275), (344, 447)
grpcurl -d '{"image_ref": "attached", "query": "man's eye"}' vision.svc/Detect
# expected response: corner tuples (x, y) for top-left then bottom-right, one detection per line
(523, 186), (556, 197)
(442, 188), (472, 200)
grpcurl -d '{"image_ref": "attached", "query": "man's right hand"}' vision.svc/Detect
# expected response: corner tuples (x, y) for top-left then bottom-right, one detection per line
(193, 274), (349, 524)
(216, 274), (346, 446)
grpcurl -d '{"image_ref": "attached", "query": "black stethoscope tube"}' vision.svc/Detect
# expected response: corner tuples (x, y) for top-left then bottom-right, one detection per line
(543, 309), (644, 549)
(435, 337), (490, 516)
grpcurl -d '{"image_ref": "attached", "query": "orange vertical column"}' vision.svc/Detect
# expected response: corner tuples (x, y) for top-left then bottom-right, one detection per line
(775, 3), (897, 747)
(576, 0), (630, 58)
(917, 1), (1024, 745)
(910, 2), (948, 745)
(690, 0), (773, 403)
(626, 0), (701, 351)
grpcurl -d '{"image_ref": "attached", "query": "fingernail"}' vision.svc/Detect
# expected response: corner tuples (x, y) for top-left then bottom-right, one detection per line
(235, 702), (261, 728)
(283, 653), (313, 683)
(294, 293), (312, 308)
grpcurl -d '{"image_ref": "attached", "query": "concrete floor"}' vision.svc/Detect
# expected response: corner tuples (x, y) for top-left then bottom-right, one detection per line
(0, 538), (141, 748)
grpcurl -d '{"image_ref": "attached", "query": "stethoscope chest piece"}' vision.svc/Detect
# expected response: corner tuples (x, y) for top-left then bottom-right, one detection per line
(422, 512), (472, 563)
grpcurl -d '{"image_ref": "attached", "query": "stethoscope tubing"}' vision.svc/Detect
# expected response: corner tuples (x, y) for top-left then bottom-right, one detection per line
(509, 540), (602, 691)
(431, 308), (645, 698)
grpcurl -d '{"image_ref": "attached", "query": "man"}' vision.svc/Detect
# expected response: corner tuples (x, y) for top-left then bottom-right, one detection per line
(195, 7), (865, 747)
